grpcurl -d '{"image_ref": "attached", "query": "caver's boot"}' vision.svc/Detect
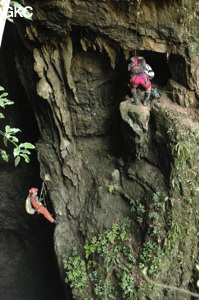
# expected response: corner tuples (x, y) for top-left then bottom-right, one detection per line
(131, 90), (140, 105)
(143, 90), (151, 106)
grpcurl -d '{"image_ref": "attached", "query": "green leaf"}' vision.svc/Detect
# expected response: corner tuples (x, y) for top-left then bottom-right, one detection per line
(10, 1), (24, 9)
(0, 113), (5, 118)
(0, 150), (9, 162)
(5, 125), (11, 133)
(14, 156), (21, 167)
(0, 86), (5, 91)
(3, 136), (8, 146)
(24, 16), (33, 21)
(197, 280), (199, 288)
(10, 136), (19, 143)
(0, 102), (5, 108)
(4, 133), (10, 141)
(0, 92), (9, 98)
(120, 231), (126, 241)
(20, 154), (30, 163)
(7, 17), (14, 23)
(5, 126), (21, 134)
(4, 99), (14, 105)
(20, 149), (31, 155)
(13, 147), (21, 157)
(19, 142), (35, 149)
(108, 233), (116, 244)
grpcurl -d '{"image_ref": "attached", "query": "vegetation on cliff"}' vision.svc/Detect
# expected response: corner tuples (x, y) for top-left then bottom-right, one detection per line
(63, 98), (199, 299)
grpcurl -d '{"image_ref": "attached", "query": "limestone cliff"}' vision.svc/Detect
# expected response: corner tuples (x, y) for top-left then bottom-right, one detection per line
(3, 0), (199, 299)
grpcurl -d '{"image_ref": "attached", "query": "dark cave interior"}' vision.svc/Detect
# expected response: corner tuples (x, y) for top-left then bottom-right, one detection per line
(139, 50), (171, 87)
(0, 24), (66, 300)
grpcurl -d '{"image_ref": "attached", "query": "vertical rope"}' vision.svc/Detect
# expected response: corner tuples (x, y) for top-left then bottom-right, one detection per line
(134, 0), (142, 56)
(39, 181), (49, 210)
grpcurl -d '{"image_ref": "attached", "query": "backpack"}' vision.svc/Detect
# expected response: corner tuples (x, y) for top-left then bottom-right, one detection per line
(128, 56), (146, 74)
(25, 196), (35, 215)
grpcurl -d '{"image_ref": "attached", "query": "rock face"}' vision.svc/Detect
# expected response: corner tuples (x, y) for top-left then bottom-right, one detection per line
(2, 0), (198, 299)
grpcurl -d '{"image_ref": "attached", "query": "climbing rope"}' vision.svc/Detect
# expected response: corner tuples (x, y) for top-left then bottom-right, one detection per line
(39, 181), (50, 210)
(134, 0), (142, 56)
(154, 88), (199, 96)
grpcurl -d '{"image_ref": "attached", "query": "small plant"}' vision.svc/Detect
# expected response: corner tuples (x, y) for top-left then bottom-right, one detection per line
(0, 86), (35, 166)
(108, 184), (118, 193)
(97, 145), (110, 160)
(167, 121), (199, 198)
(63, 218), (140, 299)
(130, 198), (146, 225)
(63, 247), (89, 293)
(139, 241), (165, 275)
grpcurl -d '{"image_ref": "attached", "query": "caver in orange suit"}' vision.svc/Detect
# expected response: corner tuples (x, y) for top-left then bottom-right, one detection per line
(29, 188), (58, 224)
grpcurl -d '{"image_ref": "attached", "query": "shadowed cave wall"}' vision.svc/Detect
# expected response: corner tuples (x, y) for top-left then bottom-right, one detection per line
(0, 24), (66, 300)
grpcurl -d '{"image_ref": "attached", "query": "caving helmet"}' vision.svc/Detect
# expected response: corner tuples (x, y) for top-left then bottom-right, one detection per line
(29, 188), (38, 194)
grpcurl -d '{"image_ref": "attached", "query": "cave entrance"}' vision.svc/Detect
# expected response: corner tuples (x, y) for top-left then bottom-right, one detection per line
(115, 49), (171, 102)
(138, 50), (171, 87)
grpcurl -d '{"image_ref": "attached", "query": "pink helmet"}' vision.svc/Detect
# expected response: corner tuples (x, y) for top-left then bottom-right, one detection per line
(29, 188), (38, 194)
